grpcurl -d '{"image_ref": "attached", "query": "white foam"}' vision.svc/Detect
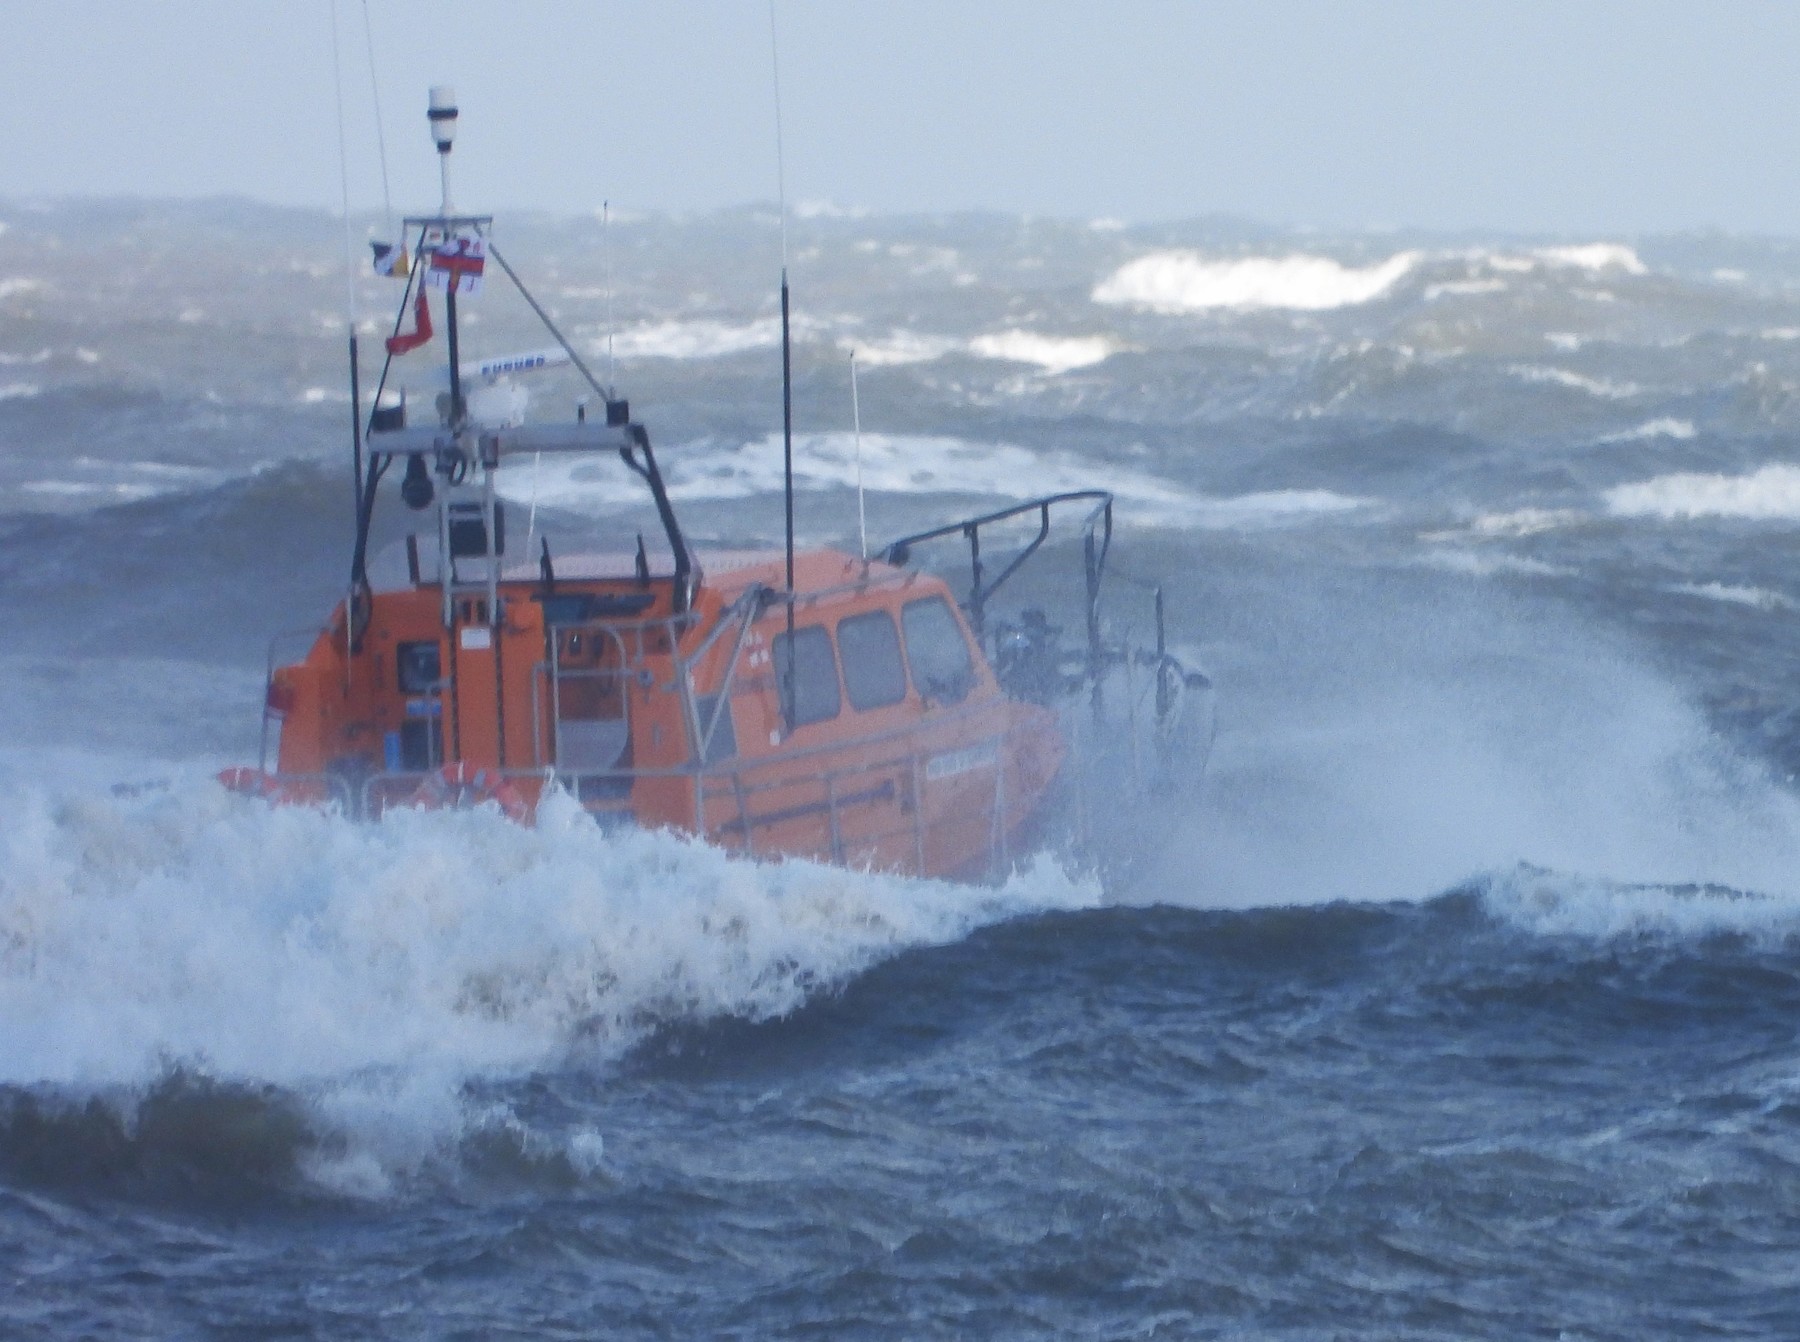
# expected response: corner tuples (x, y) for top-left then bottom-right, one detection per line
(1605, 463), (1800, 521)
(502, 430), (1367, 530)
(1423, 278), (1507, 301)
(1545, 332), (1584, 351)
(1535, 243), (1648, 275)
(1597, 418), (1695, 443)
(967, 330), (1116, 373)
(1184, 488), (1368, 527)
(0, 278), (42, 301)
(793, 199), (869, 219)
(0, 774), (1096, 1183)
(1668, 581), (1790, 610)
(845, 329), (1117, 373)
(298, 386), (348, 405)
(1482, 866), (1800, 943)
(602, 317), (785, 360)
(1510, 364), (1640, 399)
(0, 382), (40, 401)
(21, 480), (158, 501)
(0, 349), (49, 366)
(1093, 250), (1418, 313)
(1417, 549), (1567, 578)
(845, 331), (963, 367)
(1439, 508), (1586, 539)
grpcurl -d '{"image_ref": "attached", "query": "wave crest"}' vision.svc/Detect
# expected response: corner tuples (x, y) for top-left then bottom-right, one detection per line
(1093, 250), (1418, 313)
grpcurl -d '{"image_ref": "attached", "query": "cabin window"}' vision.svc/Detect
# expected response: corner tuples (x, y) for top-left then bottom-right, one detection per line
(771, 625), (842, 728)
(396, 640), (442, 694)
(694, 692), (738, 764)
(902, 596), (976, 706)
(837, 610), (907, 711)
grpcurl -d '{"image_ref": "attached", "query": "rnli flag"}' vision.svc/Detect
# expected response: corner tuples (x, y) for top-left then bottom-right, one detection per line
(385, 287), (433, 356)
(370, 240), (411, 278)
(426, 233), (486, 295)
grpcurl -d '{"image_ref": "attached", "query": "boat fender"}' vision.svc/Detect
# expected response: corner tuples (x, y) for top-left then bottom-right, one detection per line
(411, 762), (533, 824)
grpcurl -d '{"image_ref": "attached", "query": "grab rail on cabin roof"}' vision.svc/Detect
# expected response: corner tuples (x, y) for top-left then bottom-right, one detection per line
(879, 489), (1114, 683)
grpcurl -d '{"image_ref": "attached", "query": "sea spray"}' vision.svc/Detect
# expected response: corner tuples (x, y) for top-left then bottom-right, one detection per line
(0, 775), (1096, 1190)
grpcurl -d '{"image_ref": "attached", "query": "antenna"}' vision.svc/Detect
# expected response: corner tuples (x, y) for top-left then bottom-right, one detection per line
(768, 1), (790, 273)
(360, 0), (395, 236)
(327, 0), (357, 332)
(329, 0), (365, 688)
(851, 349), (867, 560)
(603, 200), (616, 393)
(769, 0), (797, 728)
(428, 86), (463, 427)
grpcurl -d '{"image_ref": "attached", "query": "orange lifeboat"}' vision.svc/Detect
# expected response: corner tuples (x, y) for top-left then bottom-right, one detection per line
(226, 92), (1208, 883)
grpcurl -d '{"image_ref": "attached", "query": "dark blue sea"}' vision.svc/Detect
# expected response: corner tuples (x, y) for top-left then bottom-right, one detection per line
(6, 201), (1800, 1336)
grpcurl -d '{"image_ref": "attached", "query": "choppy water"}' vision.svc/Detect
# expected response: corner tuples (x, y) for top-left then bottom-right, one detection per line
(9, 199), (1800, 1335)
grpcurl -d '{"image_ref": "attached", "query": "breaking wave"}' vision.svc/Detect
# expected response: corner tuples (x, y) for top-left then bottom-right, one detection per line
(1605, 463), (1800, 521)
(1597, 418), (1696, 444)
(601, 317), (788, 360)
(499, 431), (1367, 531)
(0, 775), (1095, 1192)
(1534, 243), (1648, 275)
(1509, 364), (1640, 399)
(1480, 864), (1800, 944)
(966, 330), (1116, 373)
(1093, 250), (1419, 313)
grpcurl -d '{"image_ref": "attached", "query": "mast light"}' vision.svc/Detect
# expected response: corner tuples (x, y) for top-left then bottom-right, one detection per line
(428, 86), (458, 153)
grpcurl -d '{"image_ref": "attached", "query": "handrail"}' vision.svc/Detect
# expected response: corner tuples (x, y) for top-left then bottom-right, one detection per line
(879, 488), (1114, 669)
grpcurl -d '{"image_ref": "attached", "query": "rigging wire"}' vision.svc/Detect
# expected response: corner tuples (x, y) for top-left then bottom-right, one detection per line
(851, 349), (867, 560)
(604, 200), (616, 394)
(359, 0), (395, 235)
(327, 0), (358, 329)
(767, 0), (789, 273)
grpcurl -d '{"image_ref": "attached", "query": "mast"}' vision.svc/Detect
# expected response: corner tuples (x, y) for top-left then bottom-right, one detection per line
(770, 0), (797, 730)
(429, 86), (464, 428)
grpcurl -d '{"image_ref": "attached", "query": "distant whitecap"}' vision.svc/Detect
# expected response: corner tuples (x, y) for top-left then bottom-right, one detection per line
(1093, 250), (1418, 313)
(1605, 463), (1800, 520)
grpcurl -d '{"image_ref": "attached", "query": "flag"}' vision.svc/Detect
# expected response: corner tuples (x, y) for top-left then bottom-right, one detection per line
(370, 240), (410, 278)
(385, 287), (433, 356)
(426, 232), (486, 295)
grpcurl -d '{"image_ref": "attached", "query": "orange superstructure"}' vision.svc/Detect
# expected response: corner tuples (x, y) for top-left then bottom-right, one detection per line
(225, 89), (1208, 884)
(260, 544), (1064, 880)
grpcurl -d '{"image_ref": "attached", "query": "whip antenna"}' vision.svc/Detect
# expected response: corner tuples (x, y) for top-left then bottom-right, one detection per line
(604, 200), (616, 393)
(360, 0), (395, 235)
(329, 0), (365, 686)
(851, 350), (866, 560)
(769, 0), (797, 727)
(328, 0), (358, 330)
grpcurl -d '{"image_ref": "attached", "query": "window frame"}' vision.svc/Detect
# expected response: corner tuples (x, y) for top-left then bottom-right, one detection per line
(901, 595), (978, 707)
(835, 608), (909, 712)
(770, 623), (843, 729)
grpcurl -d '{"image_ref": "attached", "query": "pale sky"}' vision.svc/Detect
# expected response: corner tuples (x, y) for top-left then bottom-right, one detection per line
(4, 1), (1800, 233)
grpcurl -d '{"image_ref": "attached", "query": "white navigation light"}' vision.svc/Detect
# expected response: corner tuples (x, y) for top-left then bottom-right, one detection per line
(428, 86), (458, 152)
